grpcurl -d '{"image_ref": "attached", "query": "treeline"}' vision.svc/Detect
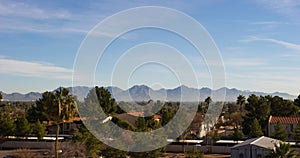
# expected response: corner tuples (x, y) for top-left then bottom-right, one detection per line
(209, 94), (300, 142)
(1, 87), (300, 157)
(0, 101), (47, 140)
(243, 94), (300, 137)
(0, 87), (196, 158)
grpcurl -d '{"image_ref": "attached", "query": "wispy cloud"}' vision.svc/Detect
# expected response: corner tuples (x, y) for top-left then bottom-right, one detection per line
(0, 1), (132, 38)
(0, 1), (95, 35)
(0, 1), (71, 19)
(224, 58), (266, 67)
(242, 36), (300, 51)
(256, 0), (300, 20)
(0, 57), (72, 79)
(250, 21), (290, 25)
(249, 21), (299, 29)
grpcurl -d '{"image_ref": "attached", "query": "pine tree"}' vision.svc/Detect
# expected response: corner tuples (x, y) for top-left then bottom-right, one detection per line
(33, 119), (47, 140)
(0, 105), (15, 138)
(74, 125), (103, 158)
(294, 95), (300, 107)
(232, 127), (244, 142)
(135, 117), (146, 131)
(293, 120), (300, 145)
(14, 115), (31, 137)
(212, 130), (220, 145)
(249, 118), (263, 138)
(273, 122), (287, 141)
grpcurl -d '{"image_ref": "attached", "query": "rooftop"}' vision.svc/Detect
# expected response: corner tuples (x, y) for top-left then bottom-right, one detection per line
(232, 136), (280, 149)
(269, 115), (300, 124)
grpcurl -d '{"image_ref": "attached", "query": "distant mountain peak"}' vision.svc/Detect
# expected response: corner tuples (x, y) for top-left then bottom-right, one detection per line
(1, 85), (296, 102)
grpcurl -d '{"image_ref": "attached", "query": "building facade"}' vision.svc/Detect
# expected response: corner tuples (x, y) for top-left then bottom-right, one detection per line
(268, 116), (300, 141)
(231, 136), (280, 158)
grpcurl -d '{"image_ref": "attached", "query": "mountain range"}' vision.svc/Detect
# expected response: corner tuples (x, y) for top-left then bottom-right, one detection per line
(1, 85), (296, 102)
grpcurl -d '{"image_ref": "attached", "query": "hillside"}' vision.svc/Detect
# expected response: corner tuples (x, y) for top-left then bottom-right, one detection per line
(1, 85), (296, 102)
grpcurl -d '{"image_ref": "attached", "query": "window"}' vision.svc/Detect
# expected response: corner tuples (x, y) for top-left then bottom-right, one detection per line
(291, 124), (294, 132)
(257, 154), (262, 158)
(239, 153), (244, 158)
(66, 123), (70, 130)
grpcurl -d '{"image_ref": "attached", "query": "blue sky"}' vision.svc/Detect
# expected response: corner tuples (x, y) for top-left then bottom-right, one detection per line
(0, 0), (300, 95)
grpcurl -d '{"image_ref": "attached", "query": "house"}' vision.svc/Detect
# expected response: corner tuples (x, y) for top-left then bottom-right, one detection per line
(61, 116), (83, 134)
(268, 115), (300, 141)
(217, 125), (235, 137)
(231, 136), (280, 158)
(115, 112), (144, 126)
(153, 114), (161, 122)
(44, 116), (84, 135)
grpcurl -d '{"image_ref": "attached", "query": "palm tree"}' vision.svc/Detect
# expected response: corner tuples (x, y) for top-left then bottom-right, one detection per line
(265, 142), (299, 158)
(236, 94), (246, 128)
(205, 96), (212, 106)
(0, 92), (2, 102)
(204, 96), (212, 145)
(236, 94), (245, 113)
(53, 87), (77, 158)
(37, 87), (77, 158)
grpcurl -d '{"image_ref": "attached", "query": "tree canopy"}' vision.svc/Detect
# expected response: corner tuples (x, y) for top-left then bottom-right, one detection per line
(294, 95), (300, 108)
(205, 96), (212, 106)
(236, 94), (246, 110)
(242, 94), (270, 135)
(293, 120), (300, 145)
(272, 122), (288, 141)
(0, 105), (15, 138)
(33, 119), (47, 140)
(265, 142), (299, 158)
(14, 115), (31, 137)
(232, 127), (244, 142)
(248, 118), (263, 138)
(268, 96), (298, 116)
(36, 87), (77, 158)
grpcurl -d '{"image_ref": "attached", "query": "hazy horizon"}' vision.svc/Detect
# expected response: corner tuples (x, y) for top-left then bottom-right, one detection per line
(1, 84), (296, 96)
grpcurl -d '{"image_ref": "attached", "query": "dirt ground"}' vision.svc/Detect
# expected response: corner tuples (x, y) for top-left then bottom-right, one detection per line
(162, 153), (231, 158)
(1, 150), (231, 158)
(204, 154), (231, 158)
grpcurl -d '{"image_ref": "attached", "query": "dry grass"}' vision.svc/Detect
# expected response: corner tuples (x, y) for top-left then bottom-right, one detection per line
(10, 149), (42, 158)
(204, 154), (231, 158)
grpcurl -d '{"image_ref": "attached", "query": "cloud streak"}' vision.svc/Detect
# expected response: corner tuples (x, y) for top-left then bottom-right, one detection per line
(256, 0), (300, 20)
(0, 1), (129, 38)
(0, 57), (72, 79)
(0, 1), (71, 19)
(0, 1), (95, 35)
(250, 21), (291, 26)
(224, 58), (266, 67)
(243, 36), (300, 51)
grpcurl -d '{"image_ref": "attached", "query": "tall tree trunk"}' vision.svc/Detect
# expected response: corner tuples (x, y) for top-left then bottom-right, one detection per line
(55, 123), (59, 158)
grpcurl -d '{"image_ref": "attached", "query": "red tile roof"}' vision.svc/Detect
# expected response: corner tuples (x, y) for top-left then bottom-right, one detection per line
(153, 115), (161, 120)
(269, 116), (300, 124)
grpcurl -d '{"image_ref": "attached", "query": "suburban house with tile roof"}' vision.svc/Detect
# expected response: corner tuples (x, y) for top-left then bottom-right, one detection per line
(268, 115), (300, 141)
(231, 136), (280, 158)
(44, 116), (84, 135)
(115, 112), (144, 127)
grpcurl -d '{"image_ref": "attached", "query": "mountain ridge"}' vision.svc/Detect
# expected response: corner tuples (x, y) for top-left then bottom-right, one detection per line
(1, 85), (296, 102)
